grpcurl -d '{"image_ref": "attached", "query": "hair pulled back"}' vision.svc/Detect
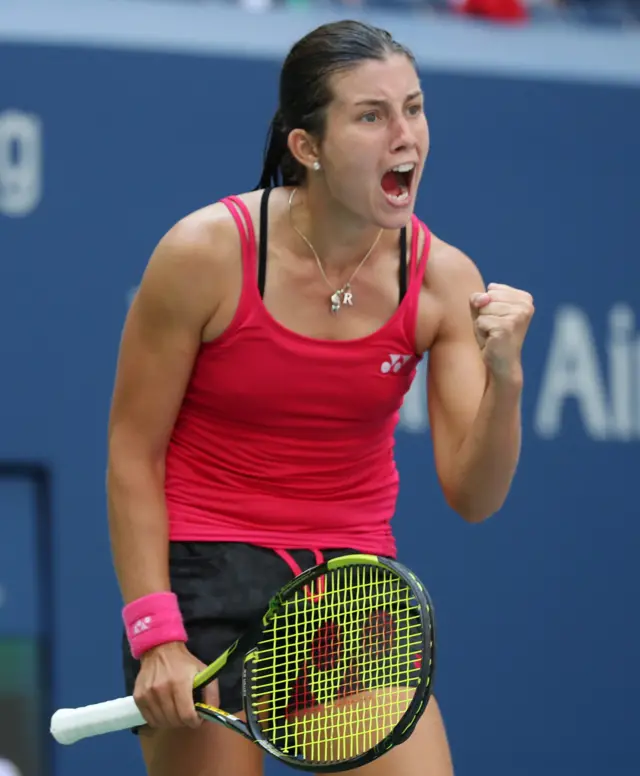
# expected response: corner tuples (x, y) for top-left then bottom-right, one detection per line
(256, 20), (416, 190)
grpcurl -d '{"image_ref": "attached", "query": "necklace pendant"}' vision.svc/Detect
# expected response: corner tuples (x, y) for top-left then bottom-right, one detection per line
(330, 292), (341, 314)
(341, 284), (353, 307)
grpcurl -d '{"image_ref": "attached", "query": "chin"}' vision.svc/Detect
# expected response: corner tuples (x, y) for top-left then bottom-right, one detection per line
(372, 203), (414, 230)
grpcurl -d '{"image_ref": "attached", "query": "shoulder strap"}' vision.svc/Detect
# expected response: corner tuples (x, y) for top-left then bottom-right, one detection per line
(415, 221), (432, 285)
(258, 188), (273, 299)
(398, 227), (407, 304)
(221, 194), (258, 283)
(400, 218), (432, 348)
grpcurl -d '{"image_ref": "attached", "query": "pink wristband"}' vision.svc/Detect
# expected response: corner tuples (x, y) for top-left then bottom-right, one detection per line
(122, 591), (188, 660)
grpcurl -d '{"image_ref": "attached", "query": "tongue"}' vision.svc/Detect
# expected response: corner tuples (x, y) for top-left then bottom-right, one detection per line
(381, 170), (404, 196)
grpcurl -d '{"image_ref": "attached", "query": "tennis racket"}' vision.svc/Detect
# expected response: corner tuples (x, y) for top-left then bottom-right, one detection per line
(50, 553), (436, 772)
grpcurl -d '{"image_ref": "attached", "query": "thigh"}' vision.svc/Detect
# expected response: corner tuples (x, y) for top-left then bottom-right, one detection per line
(139, 709), (264, 776)
(332, 695), (454, 776)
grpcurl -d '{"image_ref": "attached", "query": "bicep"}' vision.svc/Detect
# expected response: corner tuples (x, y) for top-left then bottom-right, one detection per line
(427, 335), (486, 467)
(425, 246), (487, 484)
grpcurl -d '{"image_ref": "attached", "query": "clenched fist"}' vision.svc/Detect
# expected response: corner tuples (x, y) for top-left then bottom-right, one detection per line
(134, 642), (218, 729)
(470, 282), (534, 382)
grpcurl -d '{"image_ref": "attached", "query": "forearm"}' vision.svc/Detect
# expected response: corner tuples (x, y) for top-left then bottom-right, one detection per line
(445, 371), (523, 522)
(107, 452), (171, 604)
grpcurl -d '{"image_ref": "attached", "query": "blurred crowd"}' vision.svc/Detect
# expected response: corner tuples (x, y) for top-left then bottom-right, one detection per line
(221, 0), (640, 27)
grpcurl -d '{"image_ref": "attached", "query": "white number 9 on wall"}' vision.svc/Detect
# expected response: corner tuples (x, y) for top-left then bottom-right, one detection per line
(0, 109), (43, 217)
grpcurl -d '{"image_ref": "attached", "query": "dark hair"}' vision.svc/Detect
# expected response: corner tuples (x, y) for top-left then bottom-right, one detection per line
(256, 20), (416, 190)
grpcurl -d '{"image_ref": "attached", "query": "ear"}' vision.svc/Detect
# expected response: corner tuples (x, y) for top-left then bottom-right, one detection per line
(287, 128), (320, 173)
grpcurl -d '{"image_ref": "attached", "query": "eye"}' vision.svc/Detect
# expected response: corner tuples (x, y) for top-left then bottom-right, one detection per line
(407, 103), (423, 117)
(360, 111), (379, 124)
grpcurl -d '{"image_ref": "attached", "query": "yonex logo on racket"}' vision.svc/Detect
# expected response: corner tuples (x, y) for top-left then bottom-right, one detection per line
(380, 354), (412, 374)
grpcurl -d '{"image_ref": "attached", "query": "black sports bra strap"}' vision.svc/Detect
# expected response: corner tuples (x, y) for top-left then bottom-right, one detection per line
(398, 226), (408, 304)
(258, 188), (272, 299)
(259, 190), (406, 305)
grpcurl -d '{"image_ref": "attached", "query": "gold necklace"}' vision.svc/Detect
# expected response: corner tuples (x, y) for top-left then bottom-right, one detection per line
(288, 188), (383, 314)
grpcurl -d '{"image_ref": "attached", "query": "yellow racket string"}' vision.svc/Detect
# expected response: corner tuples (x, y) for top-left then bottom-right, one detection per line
(249, 564), (426, 764)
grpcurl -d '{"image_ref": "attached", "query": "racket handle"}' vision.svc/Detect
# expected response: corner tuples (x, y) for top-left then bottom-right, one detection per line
(50, 696), (145, 744)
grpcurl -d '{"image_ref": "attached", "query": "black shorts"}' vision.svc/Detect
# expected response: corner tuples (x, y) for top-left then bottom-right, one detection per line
(122, 542), (364, 721)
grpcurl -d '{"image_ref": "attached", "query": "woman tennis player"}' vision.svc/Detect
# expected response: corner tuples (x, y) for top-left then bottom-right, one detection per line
(107, 19), (534, 776)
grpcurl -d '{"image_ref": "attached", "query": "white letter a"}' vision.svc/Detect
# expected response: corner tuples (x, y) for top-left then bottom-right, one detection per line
(534, 306), (608, 440)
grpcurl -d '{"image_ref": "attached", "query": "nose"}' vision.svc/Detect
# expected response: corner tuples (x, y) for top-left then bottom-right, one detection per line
(390, 115), (415, 152)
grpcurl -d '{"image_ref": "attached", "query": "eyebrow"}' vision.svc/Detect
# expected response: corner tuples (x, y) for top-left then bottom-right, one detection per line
(354, 90), (423, 107)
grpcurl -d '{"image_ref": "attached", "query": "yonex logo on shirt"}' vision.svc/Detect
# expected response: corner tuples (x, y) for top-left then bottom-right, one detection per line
(380, 354), (412, 374)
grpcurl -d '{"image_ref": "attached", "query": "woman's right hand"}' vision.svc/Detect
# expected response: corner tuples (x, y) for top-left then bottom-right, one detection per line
(133, 642), (214, 729)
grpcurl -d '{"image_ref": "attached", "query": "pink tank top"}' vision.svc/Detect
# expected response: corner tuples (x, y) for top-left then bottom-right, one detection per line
(165, 192), (431, 559)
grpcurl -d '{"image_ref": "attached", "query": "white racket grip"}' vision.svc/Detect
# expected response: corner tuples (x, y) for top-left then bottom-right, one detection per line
(50, 696), (146, 744)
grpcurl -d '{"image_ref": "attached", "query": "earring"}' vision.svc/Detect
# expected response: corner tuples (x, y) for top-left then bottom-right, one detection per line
(312, 161), (321, 171)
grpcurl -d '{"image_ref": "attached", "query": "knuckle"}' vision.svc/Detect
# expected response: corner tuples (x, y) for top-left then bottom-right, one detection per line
(133, 686), (150, 706)
(148, 683), (174, 709)
(519, 293), (533, 310)
(148, 681), (168, 697)
(518, 308), (531, 322)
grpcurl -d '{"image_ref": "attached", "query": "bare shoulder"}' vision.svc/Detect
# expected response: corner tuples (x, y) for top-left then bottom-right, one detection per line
(148, 189), (265, 280)
(136, 198), (246, 325)
(143, 200), (241, 292)
(424, 233), (485, 296)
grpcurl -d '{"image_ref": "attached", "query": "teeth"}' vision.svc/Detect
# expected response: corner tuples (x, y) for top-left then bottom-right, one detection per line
(387, 190), (410, 203)
(391, 163), (415, 173)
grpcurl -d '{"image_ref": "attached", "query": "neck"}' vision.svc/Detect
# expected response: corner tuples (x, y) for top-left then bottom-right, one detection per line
(289, 184), (386, 272)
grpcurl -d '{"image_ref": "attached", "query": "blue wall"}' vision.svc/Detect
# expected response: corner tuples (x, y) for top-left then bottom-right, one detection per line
(1, 39), (639, 776)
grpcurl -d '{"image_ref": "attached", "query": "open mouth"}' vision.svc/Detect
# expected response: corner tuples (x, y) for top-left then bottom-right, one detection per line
(380, 163), (415, 205)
